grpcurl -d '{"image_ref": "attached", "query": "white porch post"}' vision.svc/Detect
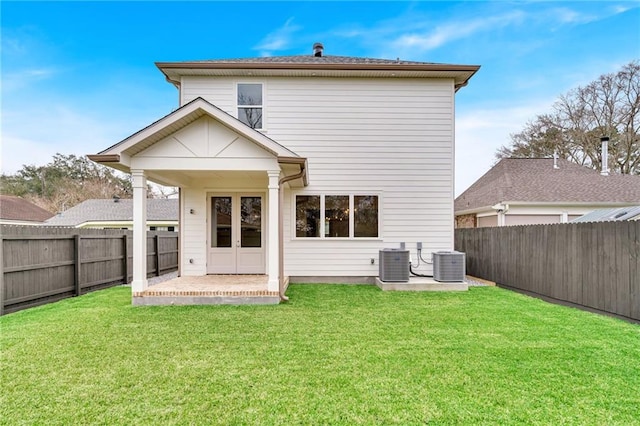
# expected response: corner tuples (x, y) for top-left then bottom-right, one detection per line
(131, 169), (148, 294)
(267, 171), (280, 292)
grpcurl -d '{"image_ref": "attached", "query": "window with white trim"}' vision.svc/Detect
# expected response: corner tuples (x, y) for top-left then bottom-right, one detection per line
(237, 83), (263, 129)
(295, 194), (379, 238)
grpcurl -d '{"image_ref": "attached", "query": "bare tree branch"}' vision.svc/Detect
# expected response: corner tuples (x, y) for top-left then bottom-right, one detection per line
(497, 61), (640, 175)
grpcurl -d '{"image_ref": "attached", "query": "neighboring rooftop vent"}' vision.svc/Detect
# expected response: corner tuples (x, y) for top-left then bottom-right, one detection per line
(600, 137), (609, 176)
(313, 42), (324, 57)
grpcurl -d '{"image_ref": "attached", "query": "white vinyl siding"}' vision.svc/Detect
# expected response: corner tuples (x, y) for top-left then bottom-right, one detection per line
(181, 76), (455, 277)
(180, 187), (208, 275)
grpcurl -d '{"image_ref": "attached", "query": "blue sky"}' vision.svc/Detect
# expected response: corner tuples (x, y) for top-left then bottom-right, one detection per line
(2, 1), (639, 195)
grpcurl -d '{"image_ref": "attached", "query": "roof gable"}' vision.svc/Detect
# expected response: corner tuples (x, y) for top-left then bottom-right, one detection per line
(455, 158), (640, 213)
(90, 97), (300, 166)
(136, 116), (273, 161)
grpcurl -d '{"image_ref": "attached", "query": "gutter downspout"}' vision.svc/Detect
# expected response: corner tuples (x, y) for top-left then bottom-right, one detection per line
(277, 160), (307, 301)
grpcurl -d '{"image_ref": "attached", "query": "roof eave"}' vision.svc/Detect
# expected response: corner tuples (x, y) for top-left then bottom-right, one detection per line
(455, 201), (640, 215)
(87, 154), (131, 174)
(155, 61), (481, 72)
(156, 62), (480, 89)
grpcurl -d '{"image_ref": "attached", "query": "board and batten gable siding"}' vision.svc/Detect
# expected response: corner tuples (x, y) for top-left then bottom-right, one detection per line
(181, 76), (455, 277)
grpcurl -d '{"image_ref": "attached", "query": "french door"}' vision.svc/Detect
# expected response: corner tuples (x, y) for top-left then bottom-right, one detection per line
(207, 194), (265, 274)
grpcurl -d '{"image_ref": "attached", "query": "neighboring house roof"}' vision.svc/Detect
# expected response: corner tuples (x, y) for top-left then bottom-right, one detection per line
(45, 198), (178, 227)
(0, 195), (54, 223)
(156, 45), (480, 91)
(455, 158), (640, 214)
(571, 206), (640, 223)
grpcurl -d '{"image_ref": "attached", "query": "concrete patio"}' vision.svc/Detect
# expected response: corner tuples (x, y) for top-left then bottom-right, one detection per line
(375, 276), (469, 291)
(133, 274), (280, 305)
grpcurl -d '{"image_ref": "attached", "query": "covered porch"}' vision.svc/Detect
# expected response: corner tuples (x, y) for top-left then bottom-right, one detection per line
(89, 98), (308, 305)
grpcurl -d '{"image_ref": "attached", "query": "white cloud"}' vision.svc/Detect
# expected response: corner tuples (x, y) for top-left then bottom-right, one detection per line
(1, 35), (28, 55)
(253, 17), (301, 56)
(391, 11), (525, 53)
(550, 7), (596, 25)
(611, 4), (633, 14)
(2, 67), (59, 92)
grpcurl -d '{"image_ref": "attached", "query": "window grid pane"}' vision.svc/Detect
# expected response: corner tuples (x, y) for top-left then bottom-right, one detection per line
(354, 195), (378, 238)
(296, 196), (320, 237)
(240, 196), (262, 248)
(325, 195), (349, 238)
(212, 197), (232, 247)
(238, 108), (262, 129)
(237, 83), (262, 105)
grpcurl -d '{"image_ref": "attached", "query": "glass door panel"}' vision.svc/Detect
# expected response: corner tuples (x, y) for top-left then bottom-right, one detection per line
(240, 196), (262, 248)
(212, 197), (232, 248)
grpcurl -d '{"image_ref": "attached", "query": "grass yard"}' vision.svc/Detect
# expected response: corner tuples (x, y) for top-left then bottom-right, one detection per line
(1, 284), (639, 425)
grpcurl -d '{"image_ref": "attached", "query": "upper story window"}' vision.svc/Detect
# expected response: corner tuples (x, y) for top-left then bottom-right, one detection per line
(237, 83), (263, 129)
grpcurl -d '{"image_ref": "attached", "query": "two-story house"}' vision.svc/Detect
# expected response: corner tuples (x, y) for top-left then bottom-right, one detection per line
(89, 43), (479, 304)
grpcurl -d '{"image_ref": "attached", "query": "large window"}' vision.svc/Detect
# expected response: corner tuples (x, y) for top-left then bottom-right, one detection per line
(295, 194), (379, 239)
(237, 83), (263, 129)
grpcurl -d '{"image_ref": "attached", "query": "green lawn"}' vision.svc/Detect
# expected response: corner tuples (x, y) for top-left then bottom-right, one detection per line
(1, 285), (639, 425)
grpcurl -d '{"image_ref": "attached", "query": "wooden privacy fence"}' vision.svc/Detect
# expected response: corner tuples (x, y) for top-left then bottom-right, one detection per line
(0, 226), (178, 315)
(455, 221), (640, 321)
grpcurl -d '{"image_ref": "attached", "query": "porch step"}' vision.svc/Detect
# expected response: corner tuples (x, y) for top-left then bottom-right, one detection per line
(133, 290), (280, 306)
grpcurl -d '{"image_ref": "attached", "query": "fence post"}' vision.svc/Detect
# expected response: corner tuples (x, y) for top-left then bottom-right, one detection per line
(0, 237), (5, 316)
(74, 234), (81, 296)
(122, 234), (129, 284)
(155, 234), (160, 276)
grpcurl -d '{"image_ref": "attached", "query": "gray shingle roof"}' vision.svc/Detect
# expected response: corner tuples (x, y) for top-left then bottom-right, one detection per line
(455, 158), (640, 213)
(185, 55), (439, 66)
(45, 199), (178, 226)
(0, 195), (54, 222)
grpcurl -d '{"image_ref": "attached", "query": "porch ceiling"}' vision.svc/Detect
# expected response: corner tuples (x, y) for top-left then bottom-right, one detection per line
(145, 170), (270, 188)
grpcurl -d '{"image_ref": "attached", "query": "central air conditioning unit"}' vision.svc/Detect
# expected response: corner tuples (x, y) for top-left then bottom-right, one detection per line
(432, 251), (466, 282)
(379, 249), (410, 282)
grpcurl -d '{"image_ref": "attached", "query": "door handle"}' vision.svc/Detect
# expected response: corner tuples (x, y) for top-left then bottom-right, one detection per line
(236, 240), (240, 247)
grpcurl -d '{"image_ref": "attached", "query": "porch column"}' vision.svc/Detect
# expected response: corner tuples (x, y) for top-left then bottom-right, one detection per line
(267, 171), (280, 292)
(131, 169), (148, 294)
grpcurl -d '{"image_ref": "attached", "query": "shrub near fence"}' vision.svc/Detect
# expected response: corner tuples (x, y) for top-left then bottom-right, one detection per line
(455, 221), (640, 321)
(0, 226), (178, 315)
